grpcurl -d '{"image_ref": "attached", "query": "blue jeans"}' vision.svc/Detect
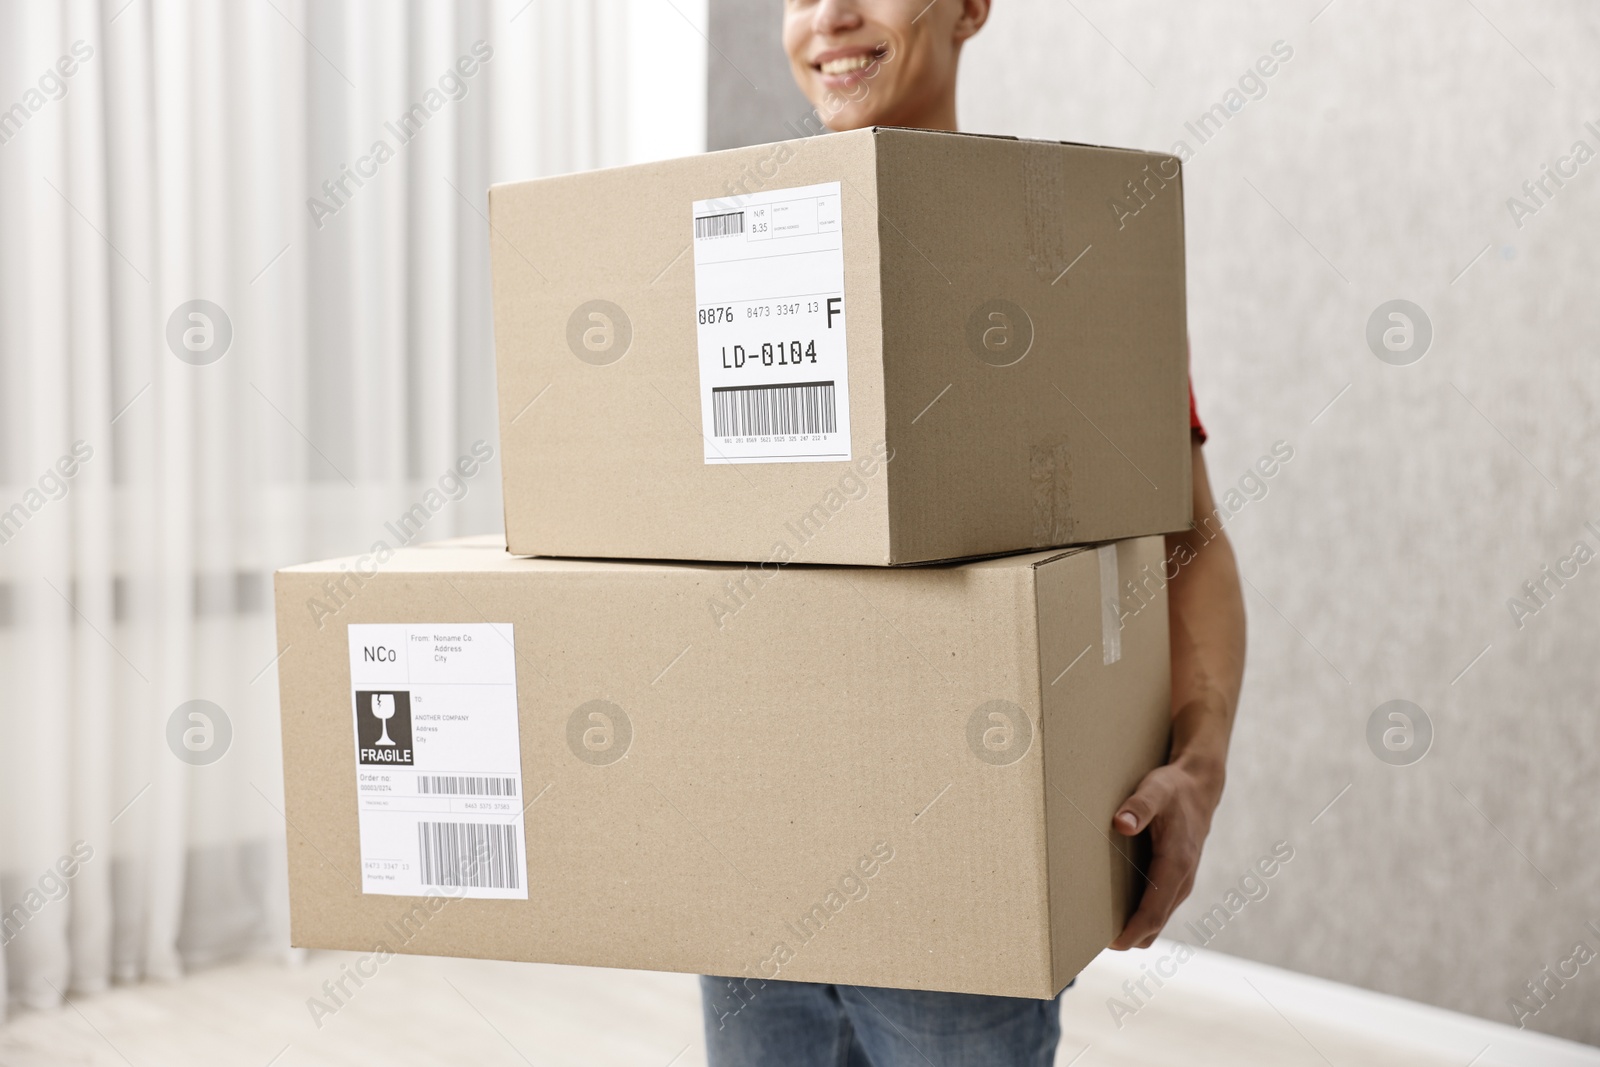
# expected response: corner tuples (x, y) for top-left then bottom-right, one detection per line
(700, 976), (1066, 1066)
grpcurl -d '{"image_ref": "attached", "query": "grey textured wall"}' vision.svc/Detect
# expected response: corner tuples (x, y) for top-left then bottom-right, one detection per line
(706, 0), (813, 149)
(708, 0), (1600, 1045)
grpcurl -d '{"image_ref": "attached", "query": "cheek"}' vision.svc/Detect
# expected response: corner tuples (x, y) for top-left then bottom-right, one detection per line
(845, 68), (896, 111)
(780, 18), (807, 64)
(889, 53), (936, 100)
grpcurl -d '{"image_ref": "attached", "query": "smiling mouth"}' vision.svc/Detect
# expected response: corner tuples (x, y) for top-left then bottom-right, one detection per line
(816, 49), (887, 76)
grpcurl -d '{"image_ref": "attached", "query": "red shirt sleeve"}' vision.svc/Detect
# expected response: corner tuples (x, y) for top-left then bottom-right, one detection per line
(1189, 379), (1207, 444)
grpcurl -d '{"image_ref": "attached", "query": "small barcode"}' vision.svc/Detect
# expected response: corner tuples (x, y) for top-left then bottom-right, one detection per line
(417, 821), (520, 889)
(695, 211), (744, 239)
(712, 381), (837, 438)
(417, 775), (517, 797)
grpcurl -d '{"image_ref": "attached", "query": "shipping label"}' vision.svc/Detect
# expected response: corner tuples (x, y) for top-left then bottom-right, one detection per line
(347, 623), (528, 899)
(691, 181), (852, 463)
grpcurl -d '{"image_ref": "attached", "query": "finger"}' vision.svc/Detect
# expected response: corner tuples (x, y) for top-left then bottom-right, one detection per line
(1111, 889), (1169, 950)
(1120, 876), (1184, 953)
(1115, 767), (1177, 836)
(1137, 877), (1196, 950)
(1113, 838), (1190, 947)
(1116, 870), (1194, 951)
(1168, 869), (1197, 912)
(1109, 852), (1191, 950)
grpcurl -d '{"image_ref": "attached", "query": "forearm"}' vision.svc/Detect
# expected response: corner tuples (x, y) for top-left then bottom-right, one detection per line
(1110, 441), (1248, 948)
(1163, 455), (1247, 792)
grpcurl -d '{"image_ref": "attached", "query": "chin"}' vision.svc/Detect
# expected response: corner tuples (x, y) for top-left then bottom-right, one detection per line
(806, 99), (881, 133)
(825, 111), (877, 132)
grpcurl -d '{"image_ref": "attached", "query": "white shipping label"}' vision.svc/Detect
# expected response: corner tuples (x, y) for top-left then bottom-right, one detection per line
(692, 181), (852, 464)
(347, 623), (529, 900)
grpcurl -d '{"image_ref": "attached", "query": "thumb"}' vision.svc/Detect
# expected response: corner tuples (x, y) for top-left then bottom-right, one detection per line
(1115, 769), (1174, 836)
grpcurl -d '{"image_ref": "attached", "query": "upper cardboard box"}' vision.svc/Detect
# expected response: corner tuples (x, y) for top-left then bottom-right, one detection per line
(489, 126), (1190, 565)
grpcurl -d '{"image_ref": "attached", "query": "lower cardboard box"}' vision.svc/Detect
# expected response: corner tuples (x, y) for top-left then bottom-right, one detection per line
(272, 534), (1171, 999)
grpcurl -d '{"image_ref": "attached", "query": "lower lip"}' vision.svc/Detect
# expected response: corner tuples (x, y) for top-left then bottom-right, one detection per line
(817, 58), (881, 90)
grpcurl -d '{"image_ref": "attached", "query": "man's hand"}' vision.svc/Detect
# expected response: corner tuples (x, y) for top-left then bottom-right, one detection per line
(1109, 440), (1246, 951)
(1109, 731), (1226, 950)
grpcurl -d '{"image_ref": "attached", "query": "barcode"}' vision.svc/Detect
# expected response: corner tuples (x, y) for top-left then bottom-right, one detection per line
(713, 381), (837, 438)
(417, 775), (517, 797)
(416, 821), (520, 889)
(695, 211), (744, 239)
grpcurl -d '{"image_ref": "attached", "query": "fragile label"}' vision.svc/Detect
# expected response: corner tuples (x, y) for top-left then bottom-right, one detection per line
(347, 624), (528, 899)
(691, 181), (852, 463)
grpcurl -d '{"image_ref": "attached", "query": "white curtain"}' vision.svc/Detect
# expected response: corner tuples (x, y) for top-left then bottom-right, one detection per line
(0, 0), (706, 1014)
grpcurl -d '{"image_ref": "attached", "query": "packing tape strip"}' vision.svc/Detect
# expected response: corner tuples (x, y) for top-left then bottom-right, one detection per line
(1097, 543), (1122, 665)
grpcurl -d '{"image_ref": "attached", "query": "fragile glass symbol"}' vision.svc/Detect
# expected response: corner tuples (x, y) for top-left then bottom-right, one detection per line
(372, 694), (397, 745)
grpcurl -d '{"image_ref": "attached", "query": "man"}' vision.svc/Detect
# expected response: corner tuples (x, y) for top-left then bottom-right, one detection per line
(701, 2), (1248, 1062)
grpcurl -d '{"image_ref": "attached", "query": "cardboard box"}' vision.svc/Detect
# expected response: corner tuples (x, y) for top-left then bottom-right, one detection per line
(274, 534), (1172, 998)
(489, 126), (1191, 565)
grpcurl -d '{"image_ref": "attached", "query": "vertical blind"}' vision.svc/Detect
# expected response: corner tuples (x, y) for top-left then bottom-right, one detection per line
(0, 0), (705, 1013)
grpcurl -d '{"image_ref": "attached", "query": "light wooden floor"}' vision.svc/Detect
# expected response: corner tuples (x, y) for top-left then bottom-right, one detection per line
(1, 942), (1593, 1066)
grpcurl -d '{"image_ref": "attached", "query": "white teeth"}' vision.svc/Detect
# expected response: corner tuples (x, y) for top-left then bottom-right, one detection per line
(820, 55), (875, 75)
